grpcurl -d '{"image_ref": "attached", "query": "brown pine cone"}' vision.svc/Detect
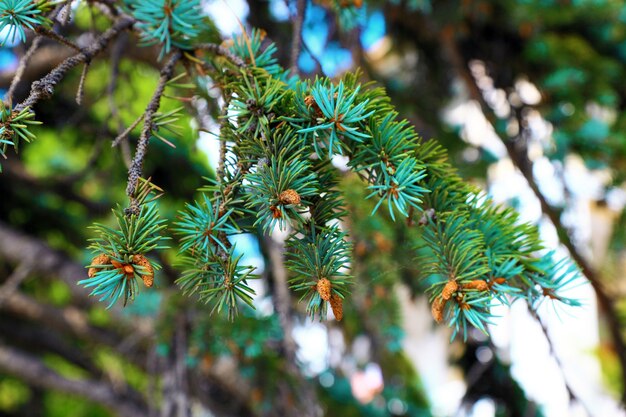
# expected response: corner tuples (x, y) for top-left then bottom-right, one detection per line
(330, 293), (343, 321)
(441, 280), (458, 300)
(462, 280), (489, 291)
(279, 189), (301, 205)
(317, 277), (332, 301)
(133, 255), (154, 288)
(431, 296), (446, 323)
(88, 254), (111, 278)
(304, 95), (323, 117)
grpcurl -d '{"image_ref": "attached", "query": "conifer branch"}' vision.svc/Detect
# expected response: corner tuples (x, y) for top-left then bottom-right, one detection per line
(126, 50), (181, 209)
(195, 43), (247, 68)
(34, 26), (81, 51)
(440, 29), (626, 402)
(216, 103), (229, 183)
(15, 15), (135, 112)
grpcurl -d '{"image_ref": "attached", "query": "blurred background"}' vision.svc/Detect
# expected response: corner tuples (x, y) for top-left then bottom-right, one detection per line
(1, 0), (626, 416)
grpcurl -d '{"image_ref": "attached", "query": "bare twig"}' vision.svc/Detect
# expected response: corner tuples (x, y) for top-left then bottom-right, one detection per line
(216, 103), (230, 183)
(125, 51), (181, 209)
(112, 114), (143, 147)
(0, 319), (102, 376)
(75, 61), (90, 105)
(5, 37), (43, 102)
(58, 0), (73, 25)
(16, 15), (135, 112)
(529, 308), (595, 417)
(0, 220), (96, 303)
(3, 159), (109, 213)
(35, 26), (81, 51)
(106, 33), (133, 166)
(0, 291), (148, 351)
(301, 39), (324, 74)
(194, 43), (247, 67)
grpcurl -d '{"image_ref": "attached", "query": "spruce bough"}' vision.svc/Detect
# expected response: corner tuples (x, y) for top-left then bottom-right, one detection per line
(0, 0), (580, 340)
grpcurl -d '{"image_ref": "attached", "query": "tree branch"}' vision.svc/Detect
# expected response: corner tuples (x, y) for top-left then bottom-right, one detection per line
(439, 28), (626, 404)
(4, 37), (43, 102)
(3, 159), (110, 214)
(15, 15), (135, 112)
(194, 43), (247, 68)
(0, 318), (102, 377)
(0, 220), (94, 303)
(160, 313), (191, 417)
(289, 0), (306, 74)
(0, 292), (150, 355)
(264, 235), (320, 417)
(0, 262), (32, 307)
(34, 26), (81, 52)
(0, 342), (149, 417)
(527, 308), (597, 417)
(125, 50), (181, 208)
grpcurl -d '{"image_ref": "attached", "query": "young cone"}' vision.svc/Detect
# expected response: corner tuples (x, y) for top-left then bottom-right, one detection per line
(330, 293), (343, 321)
(431, 296), (446, 323)
(463, 280), (489, 291)
(133, 255), (154, 287)
(279, 189), (301, 205)
(88, 254), (111, 278)
(442, 280), (458, 300)
(317, 277), (332, 301)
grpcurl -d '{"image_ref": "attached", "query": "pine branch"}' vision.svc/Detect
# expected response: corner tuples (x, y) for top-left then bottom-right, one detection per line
(439, 28), (626, 403)
(126, 50), (181, 208)
(195, 43), (247, 68)
(15, 15), (135, 112)
(34, 26), (81, 51)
